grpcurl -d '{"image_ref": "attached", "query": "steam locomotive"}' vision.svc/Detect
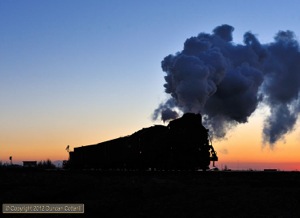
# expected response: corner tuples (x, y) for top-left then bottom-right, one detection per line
(68, 113), (218, 171)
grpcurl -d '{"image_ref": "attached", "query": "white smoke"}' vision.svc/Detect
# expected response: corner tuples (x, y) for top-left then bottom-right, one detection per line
(154, 24), (300, 146)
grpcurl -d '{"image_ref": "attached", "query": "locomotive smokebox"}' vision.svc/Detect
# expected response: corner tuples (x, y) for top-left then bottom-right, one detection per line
(167, 113), (204, 130)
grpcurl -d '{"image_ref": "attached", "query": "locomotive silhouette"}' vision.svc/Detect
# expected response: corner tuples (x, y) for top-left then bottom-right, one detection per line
(69, 113), (218, 170)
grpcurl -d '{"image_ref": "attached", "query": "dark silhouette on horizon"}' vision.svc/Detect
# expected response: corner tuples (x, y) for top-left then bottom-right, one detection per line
(68, 113), (217, 171)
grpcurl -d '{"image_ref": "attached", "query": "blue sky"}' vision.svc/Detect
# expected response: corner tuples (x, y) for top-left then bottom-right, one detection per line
(1, 0), (300, 168)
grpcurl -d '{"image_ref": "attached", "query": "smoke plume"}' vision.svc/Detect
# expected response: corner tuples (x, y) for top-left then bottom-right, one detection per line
(154, 24), (300, 146)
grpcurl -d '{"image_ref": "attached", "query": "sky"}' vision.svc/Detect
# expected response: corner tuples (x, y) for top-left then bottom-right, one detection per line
(1, 0), (300, 170)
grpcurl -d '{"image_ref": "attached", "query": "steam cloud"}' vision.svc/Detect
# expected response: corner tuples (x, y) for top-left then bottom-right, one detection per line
(153, 24), (300, 146)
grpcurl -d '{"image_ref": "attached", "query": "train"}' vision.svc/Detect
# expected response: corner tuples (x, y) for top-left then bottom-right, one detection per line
(68, 113), (218, 171)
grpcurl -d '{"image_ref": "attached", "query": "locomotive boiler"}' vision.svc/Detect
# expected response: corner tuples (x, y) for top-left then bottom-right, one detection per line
(68, 113), (218, 170)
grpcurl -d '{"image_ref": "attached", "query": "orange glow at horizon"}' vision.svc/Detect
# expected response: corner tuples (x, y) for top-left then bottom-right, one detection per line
(0, 111), (299, 171)
(214, 111), (300, 170)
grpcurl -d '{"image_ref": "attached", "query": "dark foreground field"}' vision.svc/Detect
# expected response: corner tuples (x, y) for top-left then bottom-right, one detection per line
(1, 169), (300, 218)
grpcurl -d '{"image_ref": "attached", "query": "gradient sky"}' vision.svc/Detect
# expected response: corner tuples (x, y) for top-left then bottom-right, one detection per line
(1, 0), (300, 170)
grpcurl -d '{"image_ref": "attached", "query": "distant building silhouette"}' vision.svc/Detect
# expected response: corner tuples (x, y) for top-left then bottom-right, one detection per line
(263, 169), (278, 172)
(23, 161), (37, 168)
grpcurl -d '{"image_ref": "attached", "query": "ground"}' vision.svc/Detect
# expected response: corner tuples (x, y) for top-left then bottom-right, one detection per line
(1, 169), (300, 217)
